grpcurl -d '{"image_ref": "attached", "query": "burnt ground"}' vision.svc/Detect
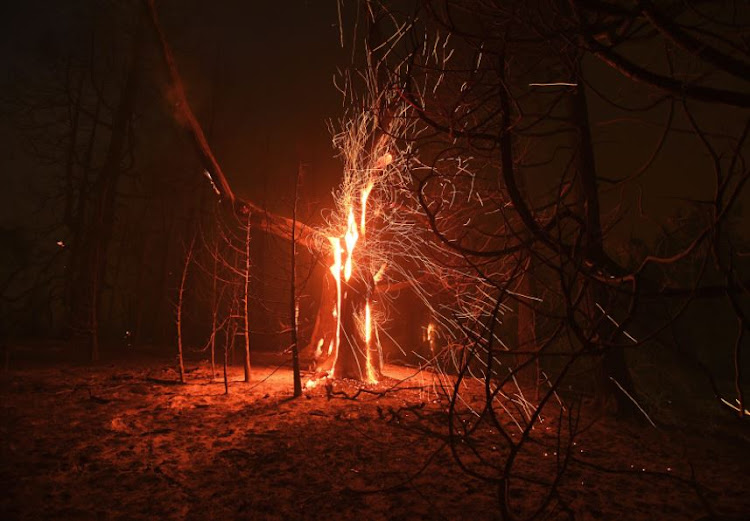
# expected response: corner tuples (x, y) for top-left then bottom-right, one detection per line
(1, 349), (748, 521)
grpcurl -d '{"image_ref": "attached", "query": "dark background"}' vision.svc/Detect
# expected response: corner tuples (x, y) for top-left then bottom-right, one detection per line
(0, 1), (352, 354)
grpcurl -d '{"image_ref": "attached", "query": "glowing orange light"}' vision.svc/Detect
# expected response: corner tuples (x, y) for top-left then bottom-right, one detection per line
(376, 152), (393, 169)
(373, 263), (386, 284)
(343, 208), (358, 281)
(360, 182), (374, 234)
(314, 338), (324, 358)
(365, 301), (372, 344)
(426, 322), (436, 342)
(365, 300), (377, 383)
(328, 236), (343, 377)
(316, 181), (382, 385)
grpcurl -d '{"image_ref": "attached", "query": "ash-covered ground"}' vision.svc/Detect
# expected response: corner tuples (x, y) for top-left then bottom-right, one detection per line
(1, 352), (748, 521)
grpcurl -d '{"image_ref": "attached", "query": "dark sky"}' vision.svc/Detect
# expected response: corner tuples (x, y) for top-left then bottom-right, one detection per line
(0, 0), (349, 225)
(172, 1), (349, 206)
(1, 1), (745, 239)
(155, 0), (351, 218)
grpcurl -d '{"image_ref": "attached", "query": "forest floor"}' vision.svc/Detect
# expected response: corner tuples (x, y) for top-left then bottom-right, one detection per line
(1, 347), (748, 521)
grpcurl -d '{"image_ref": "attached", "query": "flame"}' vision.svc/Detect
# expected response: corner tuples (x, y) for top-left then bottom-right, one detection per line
(425, 322), (437, 354)
(426, 322), (436, 342)
(373, 263), (386, 284)
(344, 208), (358, 281)
(328, 237), (343, 377)
(376, 152), (392, 169)
(365, 301), (372, 344)
(306, 134), (391, 389)
(319, 184), (381, 385)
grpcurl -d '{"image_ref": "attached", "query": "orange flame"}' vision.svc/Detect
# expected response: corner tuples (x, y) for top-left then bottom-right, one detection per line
(343, 208), (358, 281)
(328, 237), (343, 377)
(376, 152), (393, 169)
(365, 301), (372, 344)
(322, 184), (381, 384)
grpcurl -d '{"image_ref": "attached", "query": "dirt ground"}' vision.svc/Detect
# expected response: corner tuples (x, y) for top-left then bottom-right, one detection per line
(1, 352), (748, 521)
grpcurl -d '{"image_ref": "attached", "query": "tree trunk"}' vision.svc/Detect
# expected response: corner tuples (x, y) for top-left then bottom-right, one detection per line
(497, 52), (538, 397)
(223, 315), (231, 395)
(337, 272), (379, 380)
(290, 165), (302, 396)
(515, 258), (539, 399)
(569, 79), (640, 418)
(242, 210), (252, 383)
(210, 239), (219, 380)
(307, 277), (338, 371)
(176, 234), (195, 384)
(306, 267), (381, 382)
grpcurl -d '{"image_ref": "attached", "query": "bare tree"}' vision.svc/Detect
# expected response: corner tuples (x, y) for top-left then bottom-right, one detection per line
(290, 163), (304, 396)
(241, 209), (252, 383)
(175, 233), (196, 384)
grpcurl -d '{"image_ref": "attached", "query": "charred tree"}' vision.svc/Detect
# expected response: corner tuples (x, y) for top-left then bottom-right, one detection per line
(307, 276), (339, 373)
(337, 271), (376, 380)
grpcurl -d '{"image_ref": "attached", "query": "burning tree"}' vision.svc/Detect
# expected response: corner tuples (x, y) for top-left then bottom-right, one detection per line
(144, 0), (545, 401)
(306, 118), (392, 383)
(307, 98), (531, 388)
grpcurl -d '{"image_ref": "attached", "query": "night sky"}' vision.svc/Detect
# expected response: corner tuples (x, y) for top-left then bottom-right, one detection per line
(1, 0), (348, 226)
(1, 1), (744, 235)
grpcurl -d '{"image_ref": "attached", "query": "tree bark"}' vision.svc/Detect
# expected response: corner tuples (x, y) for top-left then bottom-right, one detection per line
(515, 259), (539, 398)
(290, 165), (302, 396)
(242, 211), (252, 383)
(210, 239), (219, 380)
(569, 80), (640, 418)
(176, 234), (195, 384)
